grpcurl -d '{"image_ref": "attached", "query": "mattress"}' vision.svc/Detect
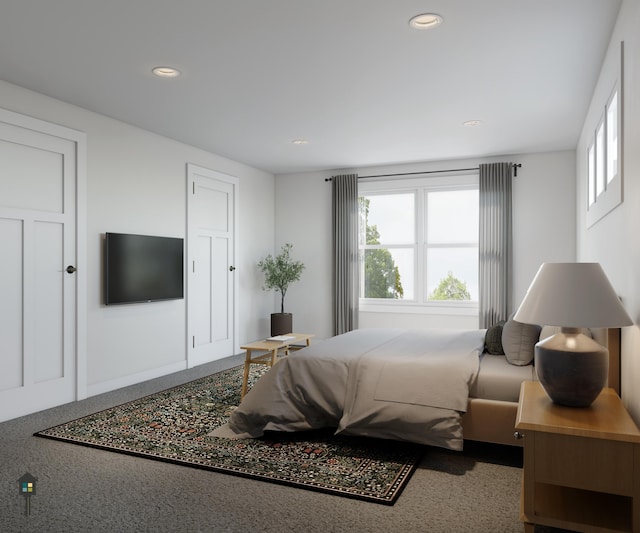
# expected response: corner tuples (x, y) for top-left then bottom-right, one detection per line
(469, 353), (536, 402)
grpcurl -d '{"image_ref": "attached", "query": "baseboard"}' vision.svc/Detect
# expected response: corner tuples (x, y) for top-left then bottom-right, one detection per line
(87, 360), (188, 398)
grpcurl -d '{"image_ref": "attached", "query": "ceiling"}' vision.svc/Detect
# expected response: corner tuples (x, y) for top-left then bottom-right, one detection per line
(0, 1), (622, 175)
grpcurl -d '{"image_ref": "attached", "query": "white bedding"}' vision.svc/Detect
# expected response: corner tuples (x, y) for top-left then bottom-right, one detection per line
(470, 353), (536, 402)
(214, 328), (486, 451)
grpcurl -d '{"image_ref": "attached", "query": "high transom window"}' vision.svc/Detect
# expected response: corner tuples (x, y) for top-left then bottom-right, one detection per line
(586, 81), (622, 227)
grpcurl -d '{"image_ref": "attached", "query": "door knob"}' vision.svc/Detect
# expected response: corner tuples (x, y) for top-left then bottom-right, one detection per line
(229, 266), (236, 272)
(66, 265), (77, 274)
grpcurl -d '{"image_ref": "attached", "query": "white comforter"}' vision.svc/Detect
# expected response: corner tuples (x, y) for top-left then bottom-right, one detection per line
(216, 328), (485, 450)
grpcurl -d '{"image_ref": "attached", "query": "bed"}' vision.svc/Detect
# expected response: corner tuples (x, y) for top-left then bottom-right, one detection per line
(214, 324), (621, 451)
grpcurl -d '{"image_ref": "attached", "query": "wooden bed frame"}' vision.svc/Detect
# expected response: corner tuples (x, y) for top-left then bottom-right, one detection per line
(461, 328), (621, 447)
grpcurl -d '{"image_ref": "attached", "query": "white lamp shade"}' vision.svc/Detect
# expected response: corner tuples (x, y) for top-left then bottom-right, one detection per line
(513, 263), (632, 328)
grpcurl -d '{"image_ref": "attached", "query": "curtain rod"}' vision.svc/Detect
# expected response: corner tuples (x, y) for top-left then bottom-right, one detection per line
(324, 163), (521, 181)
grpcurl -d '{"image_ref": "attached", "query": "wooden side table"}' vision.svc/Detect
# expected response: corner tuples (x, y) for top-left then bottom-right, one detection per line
(239, 333), (314, 399)
(515, 381), (640, 532)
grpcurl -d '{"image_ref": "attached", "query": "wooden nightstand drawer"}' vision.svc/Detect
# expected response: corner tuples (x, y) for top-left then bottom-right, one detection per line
(532, 432), (634, 495)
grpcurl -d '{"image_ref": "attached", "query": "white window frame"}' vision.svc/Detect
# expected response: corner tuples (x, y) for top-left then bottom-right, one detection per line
(359, 174), (479, 315)
(586, 47), (623, 228)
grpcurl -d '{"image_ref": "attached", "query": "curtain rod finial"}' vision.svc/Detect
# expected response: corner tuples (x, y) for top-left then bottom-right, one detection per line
(513, 163), (522, 177)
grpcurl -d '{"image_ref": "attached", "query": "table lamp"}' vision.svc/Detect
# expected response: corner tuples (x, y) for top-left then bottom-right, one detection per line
(514, 262), (632, 407)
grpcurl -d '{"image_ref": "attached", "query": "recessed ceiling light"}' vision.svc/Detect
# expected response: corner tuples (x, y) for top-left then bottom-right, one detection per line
(152, 66), (181, 78)
(409, 13), (443, 30)
(463, 120), (482, 127)
(291, 139), (309, 145)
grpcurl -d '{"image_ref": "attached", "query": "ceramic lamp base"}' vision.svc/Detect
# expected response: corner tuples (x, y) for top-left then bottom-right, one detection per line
(534, 329), (609, 407)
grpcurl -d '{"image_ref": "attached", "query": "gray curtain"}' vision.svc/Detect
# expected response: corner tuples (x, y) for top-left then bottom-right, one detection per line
(332, 174), (359, 335)
(479, 163), (512, 328)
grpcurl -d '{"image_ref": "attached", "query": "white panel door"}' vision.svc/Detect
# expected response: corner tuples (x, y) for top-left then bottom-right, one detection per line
(0, 111), (81, 422)
(187, 164), (238, 366)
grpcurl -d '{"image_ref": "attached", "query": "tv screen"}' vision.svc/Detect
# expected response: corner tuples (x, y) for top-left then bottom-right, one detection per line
(104, 232), (184, 305)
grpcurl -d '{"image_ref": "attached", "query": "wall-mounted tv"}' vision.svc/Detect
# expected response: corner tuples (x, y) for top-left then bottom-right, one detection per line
(104, 232), (184, 305)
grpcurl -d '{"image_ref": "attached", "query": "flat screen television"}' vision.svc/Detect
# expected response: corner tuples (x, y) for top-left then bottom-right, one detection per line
(104, 232), (184, 305)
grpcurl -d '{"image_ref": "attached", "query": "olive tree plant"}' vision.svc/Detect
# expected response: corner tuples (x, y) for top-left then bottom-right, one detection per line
(257, 243), (305, 314)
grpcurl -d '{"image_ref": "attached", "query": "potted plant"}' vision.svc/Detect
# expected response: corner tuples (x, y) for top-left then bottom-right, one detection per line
(258, 243), (305, 336)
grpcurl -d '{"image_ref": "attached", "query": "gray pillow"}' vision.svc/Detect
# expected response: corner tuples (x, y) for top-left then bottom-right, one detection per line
(484, 321), (505, 354)
(502, 317), (541, 366)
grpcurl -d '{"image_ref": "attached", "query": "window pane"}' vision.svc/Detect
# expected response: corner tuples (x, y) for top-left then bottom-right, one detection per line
(427, 189), (479, 244)
(587, 143), (595, 207)
(360, 193), (414, 245)
(426, 247), (478, 301)
(607, 91), (618, 184)
(596, 120), (605, 197)
(363, 247), (414, 299)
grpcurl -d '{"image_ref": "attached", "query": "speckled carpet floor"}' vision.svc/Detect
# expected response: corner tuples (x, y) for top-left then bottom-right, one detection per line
(2, 353), (556, 532)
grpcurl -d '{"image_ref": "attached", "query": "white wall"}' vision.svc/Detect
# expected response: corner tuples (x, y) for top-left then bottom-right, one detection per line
(512, 151), (577, 303)
(0, 80), (275, 395)
(273, 170), (333, 337)
(576, 0), (640, 422)
(275, 151), (576, 339)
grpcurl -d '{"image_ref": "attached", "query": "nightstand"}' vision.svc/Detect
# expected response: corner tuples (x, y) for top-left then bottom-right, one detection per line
(515, 381), (640, 532)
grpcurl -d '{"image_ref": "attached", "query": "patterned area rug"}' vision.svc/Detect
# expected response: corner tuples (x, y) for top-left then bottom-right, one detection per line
(35, 364), (424, 504)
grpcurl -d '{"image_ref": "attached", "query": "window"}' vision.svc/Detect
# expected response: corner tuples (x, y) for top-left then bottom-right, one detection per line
(425, 189), (479, 301)
(595, 117), (606, 198)
(586, 80), (622, 226)
(359, 175), (478, 308)
(587, 142), (595, 207)
(359, 192), (415, 299)
(606, 90), (618, 184)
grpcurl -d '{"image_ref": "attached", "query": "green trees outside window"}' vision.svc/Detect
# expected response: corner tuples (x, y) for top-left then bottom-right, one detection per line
(428, 271), (471, 301)
(360, 198), (404, 299)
